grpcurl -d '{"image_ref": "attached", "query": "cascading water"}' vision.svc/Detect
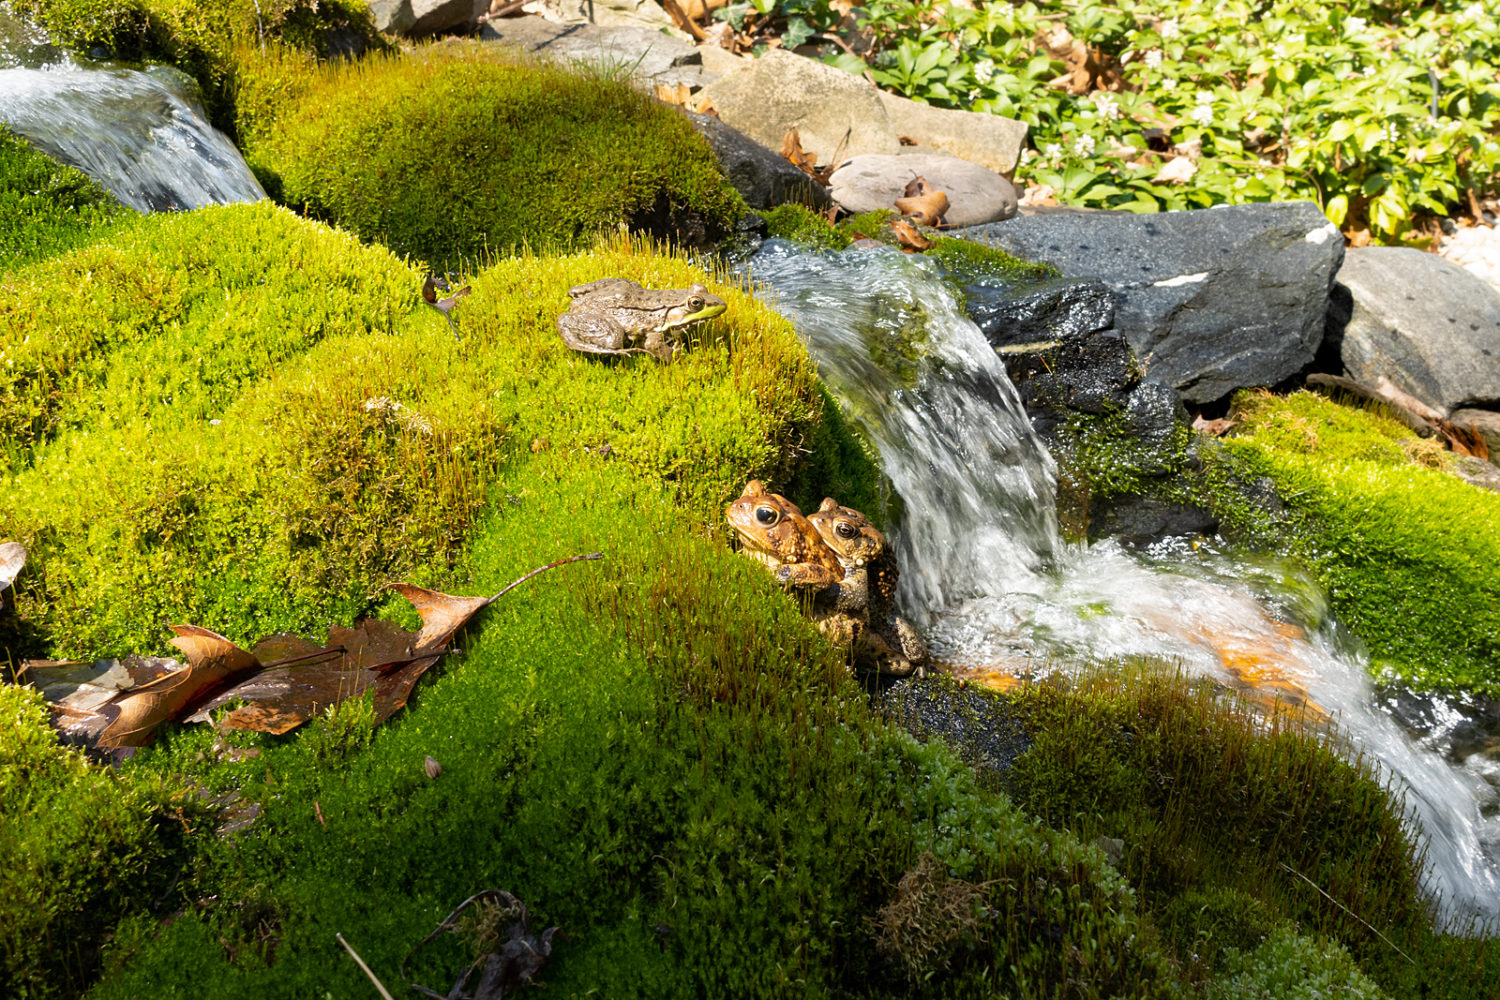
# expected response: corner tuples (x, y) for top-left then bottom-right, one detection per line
(0, 4), (265, 212)
(748, 239), (1500, 923)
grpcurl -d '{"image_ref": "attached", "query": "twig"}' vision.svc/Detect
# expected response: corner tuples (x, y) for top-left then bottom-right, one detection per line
(260, 646), (348, 670)
(489, 552), (604, 602)
(1278, 863), (1415, 964)
(337, 932), (397, 1000)
(659, 0), (708, 41)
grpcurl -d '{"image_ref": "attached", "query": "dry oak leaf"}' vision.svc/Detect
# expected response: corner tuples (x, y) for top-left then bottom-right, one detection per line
(1192, 414), (1237, 436)
(889, 217), (934, 252)
(98, 625), (260, 749)
(894, 187), (949, 227)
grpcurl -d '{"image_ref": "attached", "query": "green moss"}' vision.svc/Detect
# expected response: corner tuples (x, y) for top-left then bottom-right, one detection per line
(1221, 391), (1500, 692)
(1208, 926), (1392, 1000)
(8, 0), (384, 130)
(0, 684), (198, 999)
(925, 233), (1059, 285)
(236, 42), (746, 270)
(763, 203), (852, 251)
(0, 125), (129, 270)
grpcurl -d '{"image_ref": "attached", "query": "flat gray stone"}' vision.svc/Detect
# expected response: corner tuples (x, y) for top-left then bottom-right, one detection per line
(369, 0), (484, 36)
(700, 49), (899, 166)
(828, 153), (1016, 226)
(877, 91), (1028, 177)
(959, 202), (1344, 405)
(1336, 247), (1500, 416)
(482, 18), (713, 88)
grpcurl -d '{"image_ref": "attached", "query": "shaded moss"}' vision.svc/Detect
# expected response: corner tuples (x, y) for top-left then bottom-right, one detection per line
(763, 203), (852, 251)
(0, 124), (128, 270)
(236, 42), (746, 270)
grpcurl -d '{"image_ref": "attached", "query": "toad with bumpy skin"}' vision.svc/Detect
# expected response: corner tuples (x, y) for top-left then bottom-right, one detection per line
(726, 480), (867, 649)
(556, 278), (727, 363)
(808, 498), (928, 676)
(725, 480), (843, 588)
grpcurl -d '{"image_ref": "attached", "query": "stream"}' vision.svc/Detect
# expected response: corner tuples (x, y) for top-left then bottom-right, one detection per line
(747, 240), (1500, 924)
(0, 4), (265, 212)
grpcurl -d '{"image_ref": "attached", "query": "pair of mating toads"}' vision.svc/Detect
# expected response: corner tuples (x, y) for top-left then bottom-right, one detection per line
(727, 481), (928, 676)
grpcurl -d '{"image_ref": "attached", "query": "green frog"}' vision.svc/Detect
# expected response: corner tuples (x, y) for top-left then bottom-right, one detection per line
(807, 498), (928, 676)
(556, 278), (727, 363)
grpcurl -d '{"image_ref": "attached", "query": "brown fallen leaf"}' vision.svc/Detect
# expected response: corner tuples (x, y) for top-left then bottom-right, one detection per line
(98, 626), (260, 749)
(680, 0), (728, 19)
(0, 540), (24, 611)
(658, 0), (707, 40)
(889, 217), (934, 252)
(654, 81), (693, 107)
(700, 21), (737, 52)
(894, 186), (949, 227)
(781, 128), (820, 179)
(901, 175), (932, 199)
(1019, 184), (1060, 208)
(1191, 414), (1237, 436)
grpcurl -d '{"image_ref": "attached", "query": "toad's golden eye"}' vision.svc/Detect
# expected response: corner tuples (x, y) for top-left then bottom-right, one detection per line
(836, 521), (858, 539)
(754, 505), (780, 526)
(688, 296), (704, 311)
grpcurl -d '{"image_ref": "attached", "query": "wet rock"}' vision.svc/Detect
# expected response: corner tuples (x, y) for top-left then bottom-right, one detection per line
(998, 331), (1141, 421)
(1087, 495), (1218, 546)
(878, 675), (1031, 775)
(958, 202), (1344, 405)
(1334, 247), (1500, 417)
(965, 276), (1114, 346)
(829, 153), (1017, 226)
(1123, 377), (1187, 451)
(368, 0), (483, 37)
(681, 111), (830, 210)
(699, 49), (900, 166)
(877, 91), (1028, 177)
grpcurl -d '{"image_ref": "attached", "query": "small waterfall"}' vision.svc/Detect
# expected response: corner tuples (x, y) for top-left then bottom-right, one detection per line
(0, 6), (265, 212)
(748, 239), (1500, 923)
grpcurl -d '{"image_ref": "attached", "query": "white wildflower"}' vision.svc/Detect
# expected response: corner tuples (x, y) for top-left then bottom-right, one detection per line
(1271, 44), (1286, 60)
(973, 58), (996, 85)
(1145, 48), (1164, 69)
(1162, 78), (1178, 90)
(1073, 134), (1097, 157)
(1094, 93), (1122, 120)
(1190, 103), (1214, 126)
(1159, 17), (1180, 39)
(1195, 89), (1214, 105)
(1346, 15), (1367, 33)
(1045, 142), (1063, 164)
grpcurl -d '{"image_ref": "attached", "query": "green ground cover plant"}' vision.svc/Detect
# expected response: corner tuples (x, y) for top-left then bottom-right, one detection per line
(0, 125), (128, 269)
(1220, 390), (1500, 692)
(235, 41), (746, 270)
(740, 0), (1500, 241)
(7, 0), (382, 128)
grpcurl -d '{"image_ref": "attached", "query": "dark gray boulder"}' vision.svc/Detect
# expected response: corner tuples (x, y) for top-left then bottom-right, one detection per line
(1333, 247), (1500, 416)
(681, 111), (830, 211)
(966, 275), (1114, 346)
(958, 202), (1345, 405)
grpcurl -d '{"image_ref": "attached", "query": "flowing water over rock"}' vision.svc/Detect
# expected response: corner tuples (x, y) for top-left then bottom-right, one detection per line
(0, 6), (265, 212)
(748, 239), (1500, 923)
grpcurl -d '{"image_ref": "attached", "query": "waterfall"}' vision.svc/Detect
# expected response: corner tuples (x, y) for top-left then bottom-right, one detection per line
(748, 239), (1500, 923)
(0, 6), (265, 213)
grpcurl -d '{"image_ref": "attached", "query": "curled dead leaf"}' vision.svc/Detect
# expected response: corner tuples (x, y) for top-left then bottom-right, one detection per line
(425, 755), (443, 779)
(889, 217), (934, 252)
(1191, 414), (1237, 436)
(98, 626), (260, 749)
(894, 188), (948, 227)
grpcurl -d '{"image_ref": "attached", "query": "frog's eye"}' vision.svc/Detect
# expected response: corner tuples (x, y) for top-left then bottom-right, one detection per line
(754, 505), (781, 526)
(835, 521), (858, 539)
(688, 295), (704, 311)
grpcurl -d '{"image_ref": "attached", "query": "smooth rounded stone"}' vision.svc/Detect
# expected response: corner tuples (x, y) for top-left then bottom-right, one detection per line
(700, 49), (900, 166)
(958, 202), (1344, 405)
(1336, 247), (1500, 416)
(829, 153), (1017, 226)
(877, 90), (1028, 176)
(681, 110), (830, 211)
(1450, 407), (1500, 461)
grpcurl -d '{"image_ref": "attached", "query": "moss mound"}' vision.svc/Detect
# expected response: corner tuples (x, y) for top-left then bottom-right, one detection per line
(236, 42), (746, 269)
(8, 0), (383, 128)
(1221, 391), (1500, 692)
(0, 124), (128, 270)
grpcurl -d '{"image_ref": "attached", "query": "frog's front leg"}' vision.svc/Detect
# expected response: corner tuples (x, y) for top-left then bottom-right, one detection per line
(640, 327), (680, 364)
(772, 562), (842, 589)
(557, 311), (645, 357)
